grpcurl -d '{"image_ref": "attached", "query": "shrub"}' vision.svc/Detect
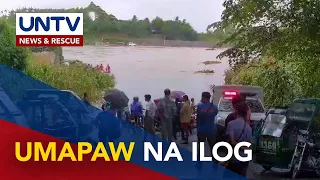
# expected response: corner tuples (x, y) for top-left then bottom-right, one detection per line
(0, 18), (30, 71)
(224, 57), (295, 108)
(24, 62), (115, 102)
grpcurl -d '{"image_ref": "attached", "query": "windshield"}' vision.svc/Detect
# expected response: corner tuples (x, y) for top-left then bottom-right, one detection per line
(218, 98), (265, 113)
(33, 92), (89, 112)
(287, 102), (316, 121)
(261, 114), (286, 137)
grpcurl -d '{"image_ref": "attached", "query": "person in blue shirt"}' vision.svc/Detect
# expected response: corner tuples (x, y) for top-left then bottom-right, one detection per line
(97, 103), (121, 144)
(130, 97), (143, 126)
(196, 92), (218, 160)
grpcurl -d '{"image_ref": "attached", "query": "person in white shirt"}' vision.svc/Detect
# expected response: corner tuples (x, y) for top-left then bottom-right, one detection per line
(144, 94), (156, 141)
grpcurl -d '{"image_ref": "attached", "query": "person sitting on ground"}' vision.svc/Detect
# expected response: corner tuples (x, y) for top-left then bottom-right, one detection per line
(130, 97), (143, 126)
(225, 102), (253, 177)
(180, 95), (192, 144)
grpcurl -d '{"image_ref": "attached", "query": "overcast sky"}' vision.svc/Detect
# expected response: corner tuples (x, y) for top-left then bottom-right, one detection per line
(1, 0), (225, 32)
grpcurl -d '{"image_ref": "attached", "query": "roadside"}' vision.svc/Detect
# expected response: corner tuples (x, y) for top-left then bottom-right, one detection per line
(154, 130), (288, 179)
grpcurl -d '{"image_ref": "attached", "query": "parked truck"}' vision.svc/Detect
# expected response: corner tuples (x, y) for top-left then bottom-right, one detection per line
(213, 85), (266, 141)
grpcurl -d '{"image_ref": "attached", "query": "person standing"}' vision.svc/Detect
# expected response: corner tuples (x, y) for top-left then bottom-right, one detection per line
(130, 97), (143, 126)
(225, 102), (252, 177)
(191, 98), (196, 111)
(99, 64), (104, 72)
(96, 103), (121, 144)
(159, 89), (177, 142)
(173, 98), (183, 140)
(180, 95), (192, 144)
(144, 94), (156, 141)
(217, 95), (245, 142)
(196, 92), (218, 162)
(225, 95), (245, 129)
(190, 97), (196, 135)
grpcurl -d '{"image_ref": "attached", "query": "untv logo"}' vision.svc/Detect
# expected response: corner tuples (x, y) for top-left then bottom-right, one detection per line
(16, 13), (83, 46)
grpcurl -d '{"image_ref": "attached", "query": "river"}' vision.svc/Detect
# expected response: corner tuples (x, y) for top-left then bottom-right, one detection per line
(63, 46), (229, 103)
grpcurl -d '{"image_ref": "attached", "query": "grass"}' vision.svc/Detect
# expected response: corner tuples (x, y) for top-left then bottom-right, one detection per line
(24, 61), (115, 102)
(194, 69), (215, 74)
(202, 60), (222, 65)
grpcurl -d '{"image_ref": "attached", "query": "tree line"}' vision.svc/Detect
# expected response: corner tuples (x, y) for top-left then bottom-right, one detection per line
(214, 0), (320, 108)
(1, 3), (199, 41)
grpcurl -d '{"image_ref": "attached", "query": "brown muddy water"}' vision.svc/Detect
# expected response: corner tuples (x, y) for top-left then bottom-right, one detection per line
(63, 46), (229, 103)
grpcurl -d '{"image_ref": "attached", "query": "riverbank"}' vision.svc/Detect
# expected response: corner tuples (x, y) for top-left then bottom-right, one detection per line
(84, 36), (217, 48)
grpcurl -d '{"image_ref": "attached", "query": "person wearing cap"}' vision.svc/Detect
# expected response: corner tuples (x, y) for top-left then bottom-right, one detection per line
(144, 94), (156, 141)
(196, 92), (218, 160)
(158, 88), (177, 142)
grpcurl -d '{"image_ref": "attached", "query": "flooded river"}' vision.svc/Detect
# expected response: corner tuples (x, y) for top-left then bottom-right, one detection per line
(63, 46), (229, 102)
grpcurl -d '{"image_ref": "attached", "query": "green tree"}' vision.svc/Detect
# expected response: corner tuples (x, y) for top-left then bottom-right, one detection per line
(151, 17), (165, 33)
(215, 0), (320, 106)
(0, 19), (29, 71)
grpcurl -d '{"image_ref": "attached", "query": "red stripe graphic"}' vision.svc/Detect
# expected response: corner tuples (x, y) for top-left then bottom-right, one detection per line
(0, 119), (177, 180)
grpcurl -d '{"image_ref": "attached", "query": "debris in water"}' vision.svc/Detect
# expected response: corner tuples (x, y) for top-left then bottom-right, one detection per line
(202, 60), (221, 65)
(194, 69), (215, 74)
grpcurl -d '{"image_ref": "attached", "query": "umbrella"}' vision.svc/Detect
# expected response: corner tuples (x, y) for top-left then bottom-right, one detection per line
(103, 89), (129, 109)
(170, 91), (186, 100)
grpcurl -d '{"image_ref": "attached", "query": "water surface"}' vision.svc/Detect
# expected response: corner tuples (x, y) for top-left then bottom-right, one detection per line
(63, 46), (229, 103)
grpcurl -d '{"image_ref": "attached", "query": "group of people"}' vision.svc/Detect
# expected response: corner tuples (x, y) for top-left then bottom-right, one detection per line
(94, 88), (253, 177)
(95, 63), (111, 74)
(128, 89), (196, 144)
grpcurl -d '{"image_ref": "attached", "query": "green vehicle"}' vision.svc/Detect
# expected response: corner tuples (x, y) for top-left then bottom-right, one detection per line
(255, 98), (320, 178)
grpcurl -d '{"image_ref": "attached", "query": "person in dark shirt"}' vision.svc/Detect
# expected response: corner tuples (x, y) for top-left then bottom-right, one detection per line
(224, 95), (245, 130)
(173, 98), (183, 140)
(97, 104), (121, 144)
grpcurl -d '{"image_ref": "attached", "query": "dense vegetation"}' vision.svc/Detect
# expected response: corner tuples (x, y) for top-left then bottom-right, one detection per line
(1, 2), (199, 41)
(214, 0), (320, 108)
(0, 19), (29, 71)
(25, 62), (115, 102)
(0, 18), (115, 102)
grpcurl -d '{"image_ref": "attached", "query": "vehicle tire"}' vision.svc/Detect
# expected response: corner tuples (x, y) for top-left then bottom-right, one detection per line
(262, 165), (272, 171)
